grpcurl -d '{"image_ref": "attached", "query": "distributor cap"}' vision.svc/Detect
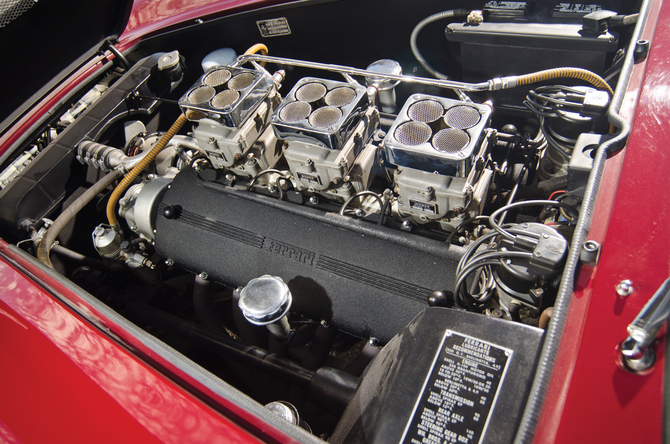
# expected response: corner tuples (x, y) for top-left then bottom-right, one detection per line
(499, 222), (569, 283)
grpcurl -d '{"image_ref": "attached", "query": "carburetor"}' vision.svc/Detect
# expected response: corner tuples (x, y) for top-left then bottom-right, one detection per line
(178, 65), (284, 178)
(383, 94), (493, 230)
(270, 77), (380, 201)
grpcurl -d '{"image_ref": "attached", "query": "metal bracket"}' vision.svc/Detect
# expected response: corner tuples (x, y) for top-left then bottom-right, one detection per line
(620, 277), (670, 373)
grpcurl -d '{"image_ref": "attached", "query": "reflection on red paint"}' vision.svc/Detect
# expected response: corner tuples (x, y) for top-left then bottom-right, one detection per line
(121, 0), (273, 46)
(0, 418), (21, 444)
(0, 259), (259, 443)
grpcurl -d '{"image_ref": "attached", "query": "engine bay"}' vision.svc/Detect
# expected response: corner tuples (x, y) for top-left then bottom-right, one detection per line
(0, 0), (642, 441)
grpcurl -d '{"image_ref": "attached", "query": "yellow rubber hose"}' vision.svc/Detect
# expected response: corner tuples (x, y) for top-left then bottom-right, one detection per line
(106, 113), (188, 230)
(244, 44), (268, 66)
(516, 67), (614, 95)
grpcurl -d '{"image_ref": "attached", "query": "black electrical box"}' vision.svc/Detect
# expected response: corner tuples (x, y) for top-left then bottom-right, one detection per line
(446, 22), (618, 80)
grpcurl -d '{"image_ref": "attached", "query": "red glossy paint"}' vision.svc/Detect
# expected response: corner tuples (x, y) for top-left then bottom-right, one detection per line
(533, 2), (670, 443)
(120, 0), (284, 49)
(0, 252), (262, 444)
(1, 0), (667, 441)
(0, 242), (303, 444)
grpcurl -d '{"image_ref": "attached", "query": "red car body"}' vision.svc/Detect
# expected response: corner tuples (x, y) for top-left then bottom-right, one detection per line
(0, 0), (668, 442)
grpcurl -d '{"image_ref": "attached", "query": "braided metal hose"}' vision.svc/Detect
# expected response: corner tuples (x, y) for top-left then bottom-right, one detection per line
(515, 67), (614, 95)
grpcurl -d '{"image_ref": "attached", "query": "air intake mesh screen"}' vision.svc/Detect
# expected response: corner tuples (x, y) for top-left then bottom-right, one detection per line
(203, 68), (232, 87)
(444, 105), (481, 129)
(0, 0), (36, 28)
(394, 121), (432, 146)
(296, 82), (327, 102)
(211, 90), (240, 109)
(432, 128), (470, 153)
(309, 106), (342, 128)
(407, 100), (444, 123)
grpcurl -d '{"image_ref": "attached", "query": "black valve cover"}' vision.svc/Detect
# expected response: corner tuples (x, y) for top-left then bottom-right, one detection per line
(155, 170), (466, 343)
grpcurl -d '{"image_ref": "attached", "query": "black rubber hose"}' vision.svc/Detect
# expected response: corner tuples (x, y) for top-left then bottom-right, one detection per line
(127, 301), (360, 414)
(51, 244), (106, 270)
(106, 42), (131, 71)
(310, 367), (360, 416)
(513, 0), (652, 442)
(303, 324), (336, 369)
(344, 342), (381, 377)
(515, 175), (568, 200)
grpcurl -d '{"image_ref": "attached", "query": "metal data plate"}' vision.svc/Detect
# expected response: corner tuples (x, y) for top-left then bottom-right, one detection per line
(179, 66), (273, 128)
(384, 94), (491, 177)
(401, 330), (513, 444)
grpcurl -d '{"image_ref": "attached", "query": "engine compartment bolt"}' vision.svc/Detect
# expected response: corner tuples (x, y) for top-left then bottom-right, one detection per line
(369, 337), (379, 346)
(165, 258), (174, 266)
(320, 320), (330, 328)
(268, 185), (278, 194)
(617, 279), (634, 297)
(402, 220), (412, 229)
(199, 272), (208, 280)
(309, 196), (319, 205)
(355, 209), (365, 217)
(163, 205), (182, 219)
(580, 240), (600, 265)
(427, 290), (450, 307)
